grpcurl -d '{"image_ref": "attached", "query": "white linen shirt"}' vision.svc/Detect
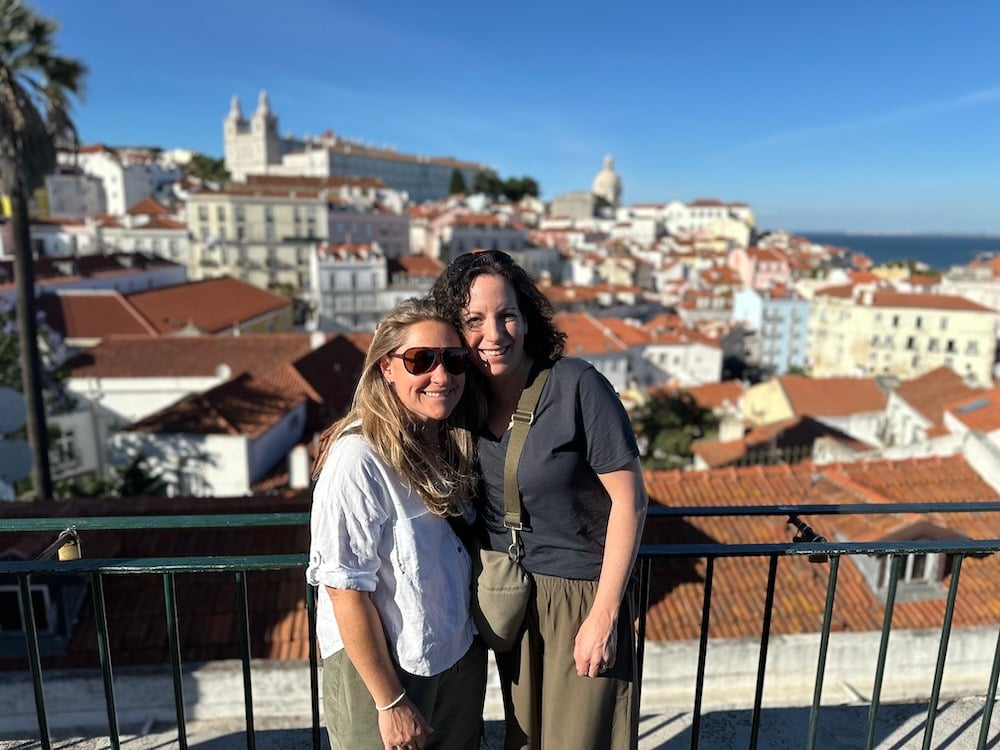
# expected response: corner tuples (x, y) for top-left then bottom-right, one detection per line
(306, 433), (474, 677)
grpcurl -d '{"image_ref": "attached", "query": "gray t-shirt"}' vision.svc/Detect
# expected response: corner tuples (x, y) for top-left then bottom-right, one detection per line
(477, 357), (639, 580)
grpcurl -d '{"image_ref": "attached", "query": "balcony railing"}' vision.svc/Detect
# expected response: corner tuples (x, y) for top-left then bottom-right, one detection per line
(1, 504), (999, 749)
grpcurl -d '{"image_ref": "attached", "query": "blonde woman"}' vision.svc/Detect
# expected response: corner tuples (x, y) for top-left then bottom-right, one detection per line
(307, 298), (486, 750)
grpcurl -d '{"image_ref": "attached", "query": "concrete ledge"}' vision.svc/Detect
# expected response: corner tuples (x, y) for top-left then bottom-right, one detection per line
(1, 626), (994, 736)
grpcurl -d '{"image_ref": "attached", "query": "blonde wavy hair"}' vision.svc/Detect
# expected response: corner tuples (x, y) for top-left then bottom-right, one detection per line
(313, 298), (483, 516)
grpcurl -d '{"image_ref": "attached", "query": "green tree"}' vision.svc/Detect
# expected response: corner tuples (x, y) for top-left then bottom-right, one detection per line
(632, 391), (719, 470)
(472, 169), (503, 198)
(448, 168), (467, 195)
(186, 152), (229, 183)
(63, 453), (167, 499)
(502, 175), (540, 202)
(0, 0), (86, 498)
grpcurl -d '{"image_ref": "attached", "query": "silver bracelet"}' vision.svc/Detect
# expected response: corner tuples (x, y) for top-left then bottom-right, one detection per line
(376, 689), (406, 711)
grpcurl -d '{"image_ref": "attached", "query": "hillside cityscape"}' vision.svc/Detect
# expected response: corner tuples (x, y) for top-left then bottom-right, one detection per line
(5, 87), (1000, 502)
(3, 2), (1000, 746)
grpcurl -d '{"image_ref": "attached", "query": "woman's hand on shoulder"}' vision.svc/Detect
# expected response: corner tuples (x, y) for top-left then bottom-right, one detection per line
(573, 606), (618, 679)
(378, 695), (433, 749)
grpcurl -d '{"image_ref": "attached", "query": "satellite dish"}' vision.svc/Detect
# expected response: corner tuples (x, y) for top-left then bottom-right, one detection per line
(0, 387), (27, 433)
(0, 438), (33, 483)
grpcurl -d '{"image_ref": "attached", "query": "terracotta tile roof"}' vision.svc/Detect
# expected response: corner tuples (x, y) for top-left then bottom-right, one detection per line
(747, 247), (788, 263)
(699, 266), (742, 286)
(944, 387), (1000, 432)
(849, 270), (880, 284)
(141, 217), (186, 230)
(642, 456), (1000, 640)
(126, 198), (171, 216)
(387, 255), (445, 277)
(38, 292), (159, 339)
(266, 334), (369, 434)
(0, 253), (180, 288)
(542, 283), (603, 305)
(894, 366), (980, 426)
(127, 372), (303, 436)
(872, 291), (994, 313)
(679, 380), (745, 411)
(815, 283), (856, 298)
(0, 494), (313, 670)
(778, 375), (888, 416)
(691, 416), (871, 468)
(555, 312), (628, 356)
(643, 313), (685, 334)
(127, 277), (290, 334)
(596, 317), (652, 346)
(66, 333), (324, 378)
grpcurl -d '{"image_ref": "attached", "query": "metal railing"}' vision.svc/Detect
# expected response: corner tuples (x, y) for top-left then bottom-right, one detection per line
(2, 503), (999, 750)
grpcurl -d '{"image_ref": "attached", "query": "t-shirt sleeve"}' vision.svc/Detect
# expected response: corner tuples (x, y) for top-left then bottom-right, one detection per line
(577, 363), (639, 474)
(307, 436), (389, 592)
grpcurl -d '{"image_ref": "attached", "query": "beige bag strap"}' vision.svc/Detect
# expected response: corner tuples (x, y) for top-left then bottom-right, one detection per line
(502, 362), (551, 559)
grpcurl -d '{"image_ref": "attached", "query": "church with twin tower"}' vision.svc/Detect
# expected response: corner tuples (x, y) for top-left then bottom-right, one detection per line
(223, 91), (488, 203)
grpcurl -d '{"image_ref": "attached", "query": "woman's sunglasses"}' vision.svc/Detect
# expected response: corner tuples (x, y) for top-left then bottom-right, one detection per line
(388, 347), (469, 376)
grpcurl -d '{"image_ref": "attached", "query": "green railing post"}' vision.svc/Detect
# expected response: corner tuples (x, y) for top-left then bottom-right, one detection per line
(235, 571), (256, 750)
(749, 554), (779, 750)
(163, 572), (188, 749)
(91, 572), (121, 750)
(18, 574), (51, 750)
(977, 626), (1000, 750)
(806, 554), (841, 750)
(865, 554), (903, 749)
(690, 556), (715, 750)
(307, 584), (323, 749)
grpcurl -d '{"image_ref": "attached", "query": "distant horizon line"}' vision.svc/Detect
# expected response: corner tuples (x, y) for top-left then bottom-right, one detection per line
(784, 229), (1000, 238)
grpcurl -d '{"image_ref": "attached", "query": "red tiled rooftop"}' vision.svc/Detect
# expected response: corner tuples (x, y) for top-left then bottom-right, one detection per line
(128, 372), (304, 437)
(555, 312), (628, 356)
(642, 456), (1000, 640)
(680, 380), (745, 411)
(945, 387), (1000, 432)
(38, 292), (158, 339)
(127, 277), (289, 334)
(65, 333), (325, 378)
(894, 366), (981, 426)
(779, 375), (887, 416)
(872, 291), (994, 313)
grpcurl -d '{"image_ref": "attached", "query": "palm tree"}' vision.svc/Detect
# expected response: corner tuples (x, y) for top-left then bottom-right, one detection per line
(0, 0), (85, 499)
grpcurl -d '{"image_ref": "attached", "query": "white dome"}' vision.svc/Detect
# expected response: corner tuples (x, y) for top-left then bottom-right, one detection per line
(592, 154), (622, 207)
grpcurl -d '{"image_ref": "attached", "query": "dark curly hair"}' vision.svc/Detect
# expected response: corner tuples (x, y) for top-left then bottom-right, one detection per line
(429, 250), (566, 363)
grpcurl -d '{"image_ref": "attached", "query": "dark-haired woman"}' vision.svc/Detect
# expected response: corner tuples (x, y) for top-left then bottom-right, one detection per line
(431, 251), (647, 750)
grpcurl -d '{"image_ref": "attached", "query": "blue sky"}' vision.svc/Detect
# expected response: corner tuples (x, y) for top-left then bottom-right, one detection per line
(32, 0), (1000, 234)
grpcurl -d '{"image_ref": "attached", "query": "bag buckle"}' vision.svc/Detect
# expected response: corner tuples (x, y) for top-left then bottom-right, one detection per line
(507, 529), (524, 562)
(510, 408), (535, 426)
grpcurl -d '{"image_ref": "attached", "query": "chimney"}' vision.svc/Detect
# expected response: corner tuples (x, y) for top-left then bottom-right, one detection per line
(289, 444), (311, 490)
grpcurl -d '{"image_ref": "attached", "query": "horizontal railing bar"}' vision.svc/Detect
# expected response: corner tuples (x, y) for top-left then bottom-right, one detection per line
(640, 539), (1000, 557)
(645, 501), (1000, 517)
(4, 502), (1000, 534)
(0, 513), (310, 532)
(0, 554), (308, 575)
(3, 538), (998, 577)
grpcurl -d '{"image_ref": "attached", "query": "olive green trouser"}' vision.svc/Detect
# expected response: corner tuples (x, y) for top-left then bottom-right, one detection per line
(495, 572), (638, 750)
(323, 637), (487, 750)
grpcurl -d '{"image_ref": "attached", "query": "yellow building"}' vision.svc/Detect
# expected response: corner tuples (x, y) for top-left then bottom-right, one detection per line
(808, 284), (998, 385)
